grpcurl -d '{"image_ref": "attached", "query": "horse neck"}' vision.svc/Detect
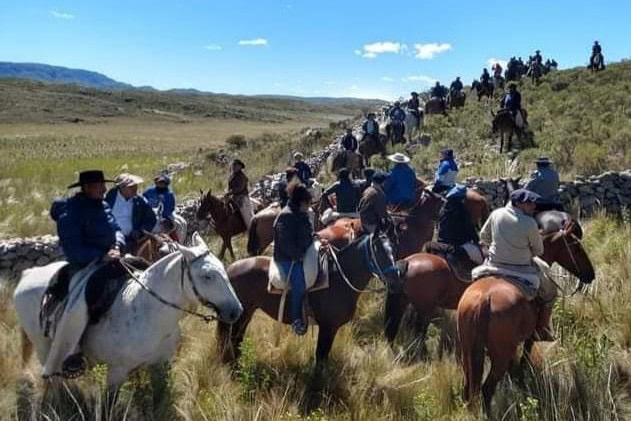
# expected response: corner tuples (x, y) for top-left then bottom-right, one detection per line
(204, 194), (228, 222)
(140, 253), (192, 313)
(335, 238), (373, 291)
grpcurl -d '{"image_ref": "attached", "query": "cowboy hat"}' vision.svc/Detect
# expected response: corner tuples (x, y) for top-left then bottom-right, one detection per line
(387, 152), (411, 164)
(115, 173), (144, 188)
(510, 189), (541, 204)
(67, 170), (115, 189)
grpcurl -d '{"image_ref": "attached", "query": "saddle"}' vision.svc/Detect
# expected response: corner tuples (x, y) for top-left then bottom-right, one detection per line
(471, 258), (552, 301)
(40, 257), (150, 336)
(424, 242), (481, 283)
(267, 242), (330, 294)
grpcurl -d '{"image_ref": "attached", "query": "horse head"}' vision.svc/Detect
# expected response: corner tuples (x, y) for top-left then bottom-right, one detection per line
(178, 232), (243, 323)
(542, 228), (595, 284)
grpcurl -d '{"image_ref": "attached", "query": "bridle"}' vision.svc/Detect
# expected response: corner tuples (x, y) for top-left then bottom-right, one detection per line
(120, 248), (219, 323)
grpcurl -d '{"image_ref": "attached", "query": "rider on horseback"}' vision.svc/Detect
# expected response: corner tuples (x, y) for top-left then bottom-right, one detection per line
(525, 157), (562, 212)
(293, 152), (313, 184)
(590, 40), (605, 70)
(226, 159), (254, 229)
(143, 174), (176, 226)
(407, 92), (421, 128)
(533, 50), (543, 66)
(384, 153), (416, 208)
(105, 173), (157, 253)
(450, 77), (464, 94)
(480, 68), (491, 88)
(361, 112), (379, 141)
(273, 183), (314, 336)
(320, 168), (361, 224)
(358, 171), (389, 234)
(477, 189), (557, 341)
(431, 82), (449, 109)
(341, 128), (358, 152)
(389, 101), (406, 123)
(432, 148), (459, 194)
(492, 63), (503, 78)
(502, 83), (526, 124)
(45, 170), (127, 378)
(278, 167), (299, 208)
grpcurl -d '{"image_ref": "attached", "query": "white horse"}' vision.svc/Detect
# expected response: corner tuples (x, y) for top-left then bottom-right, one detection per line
(405, 109), (424, 142)
(13, 233), (242, 397)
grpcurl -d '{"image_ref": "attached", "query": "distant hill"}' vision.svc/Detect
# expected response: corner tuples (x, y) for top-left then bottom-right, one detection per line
(0, 62), (134, 90)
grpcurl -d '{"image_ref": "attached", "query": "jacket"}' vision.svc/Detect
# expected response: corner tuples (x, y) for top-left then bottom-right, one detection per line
(408, 97), (420, 110)
(143, 186), (176, 220)
(227, 170), (249, 197)
(525, 167), (560, 203)
(385, 163), (417, 206)
(51, 194), (125, 266)
(437, 196), (479, 246)
(105, 188), (157, 239)
(322, 180), (361, 213)
(358, 184), (388, 229)
(503, 91), (522, 111)
(450, 80), (463, 91)
(479, 204), (543, 266)
(389, 107), (406, 122)
(431, 85), (448, 98)
(277, 180), (289, 207)
(294, 161), (313, 184)
(341, 134), (358, 152)
(435, 158), (459, 189)
(362, 119), (379, 135)
(273, 205), (314, 261)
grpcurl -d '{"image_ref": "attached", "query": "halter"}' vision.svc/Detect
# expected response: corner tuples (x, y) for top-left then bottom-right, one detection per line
(120, 249), (219, 323)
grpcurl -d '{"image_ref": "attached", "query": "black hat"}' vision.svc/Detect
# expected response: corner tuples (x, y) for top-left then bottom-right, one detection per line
(337, 167), (350, 179)
(67, 170), (115, 189)
(231, 159), (245, 168)
(510, 189), (541, 204)
(411, 91), (419, 96)
(535, 156), (552, 165)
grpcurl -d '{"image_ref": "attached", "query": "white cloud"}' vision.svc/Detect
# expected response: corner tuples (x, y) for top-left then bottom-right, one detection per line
(402, 75), (437, 85)
(203, 44), (223, 51)
(487, 57), (508, 69)
(381, 76), (395, 82)
(413, 43), (452, 59)
(355, 41), (406, 59)
(50, 10), (75, 20)
(238, 38), (268, 46)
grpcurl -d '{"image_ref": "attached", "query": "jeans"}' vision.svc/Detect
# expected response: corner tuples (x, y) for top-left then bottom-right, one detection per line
(277, 260), (306, 323)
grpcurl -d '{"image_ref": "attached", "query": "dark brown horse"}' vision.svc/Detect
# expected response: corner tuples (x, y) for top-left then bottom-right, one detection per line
(385, 225), (594, 359)
(458, 225), (595, 412)
(197, 190), (246, 260)
(471, 80), (494, 101)
(217, 233), (401, 365)
(492, 109), (528, 153)
(358, 134), (388, 166)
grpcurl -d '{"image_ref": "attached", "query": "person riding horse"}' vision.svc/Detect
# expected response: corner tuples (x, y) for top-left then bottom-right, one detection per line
(432, 148), (459, 194)
(45, 170), (130, 378)
(450, 77), (464, 94)
(273, 183), (314, 336)
(480, 68), (491, 88)
(143, 174), (176, 232)
(431, 82), (449, 109)
(361, 112), (380, 141)
(407, 92), (421, 128)
(277, 167), (299, 208)
(293, 152), (313, 185)
(476, 189), (557, 341)
(590, 40), (605, 70)
(525, 157), (562, 212)
(384, 153), (416, 208)
(358, 171), (389, 234)
(226, 159), (254, 229)
(320, 168), (362, 224)
(533, 50), (543, 66)
(501, 83), (526, 124)
(341, 128), (358, 152)
(492, 63), (503, 79)
(388, 101), (406, 141)
(105, 173), (157, 253)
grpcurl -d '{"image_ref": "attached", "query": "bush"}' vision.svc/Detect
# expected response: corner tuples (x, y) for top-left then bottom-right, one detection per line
(226, 134), (247, 149)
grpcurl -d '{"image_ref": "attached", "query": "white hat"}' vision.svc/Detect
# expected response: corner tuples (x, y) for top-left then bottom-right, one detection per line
(115, 173), (144, 188)
(387, 153), (411, 164)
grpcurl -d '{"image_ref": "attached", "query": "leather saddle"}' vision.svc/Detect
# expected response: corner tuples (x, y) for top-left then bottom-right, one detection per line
(424, 241), (478, 283)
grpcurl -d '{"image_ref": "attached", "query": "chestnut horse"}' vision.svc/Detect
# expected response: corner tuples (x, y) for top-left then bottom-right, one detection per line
(197, 190), (247, 260)
(217, 233), (401, 365)
(458, 226), (595, 412)
(384, 224), (594, 357)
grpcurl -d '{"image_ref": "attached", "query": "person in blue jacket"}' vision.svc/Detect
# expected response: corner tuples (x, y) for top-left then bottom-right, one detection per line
(293, 152), (313, 184)
(105, 173), (157, 253)
(143, 173), (176, 223)
(384, 153), (417, 207)
(433, 148), (459, 194)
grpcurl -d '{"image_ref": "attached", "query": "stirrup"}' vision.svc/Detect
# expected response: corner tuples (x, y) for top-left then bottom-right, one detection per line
(61, 353), (86, 379)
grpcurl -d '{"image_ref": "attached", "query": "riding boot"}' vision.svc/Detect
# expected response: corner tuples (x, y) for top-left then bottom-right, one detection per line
(535, 304), (555, 342)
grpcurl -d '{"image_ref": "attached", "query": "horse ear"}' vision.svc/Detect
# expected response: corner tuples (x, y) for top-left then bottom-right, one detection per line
(199, 189), (205, 197)
(179, 244), (197, 262)
(192, 232), (207, 248)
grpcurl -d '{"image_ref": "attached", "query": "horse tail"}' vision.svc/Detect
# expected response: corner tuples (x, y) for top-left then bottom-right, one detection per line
(246, 216), (260, 256)
(20, 328), (33, 368)
(459, 294), (491, 403)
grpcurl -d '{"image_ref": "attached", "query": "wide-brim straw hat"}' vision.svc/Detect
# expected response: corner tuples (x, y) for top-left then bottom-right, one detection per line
(387, 153), (411, 164)
(115, 173), (144, 188)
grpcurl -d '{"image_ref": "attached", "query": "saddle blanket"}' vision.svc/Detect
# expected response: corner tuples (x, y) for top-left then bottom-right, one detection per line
(267, 241), (329, 294)
(471, 257), (551, 300)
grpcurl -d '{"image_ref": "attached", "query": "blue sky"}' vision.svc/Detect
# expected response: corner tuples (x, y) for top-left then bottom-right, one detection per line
(1, 0), (629, 99)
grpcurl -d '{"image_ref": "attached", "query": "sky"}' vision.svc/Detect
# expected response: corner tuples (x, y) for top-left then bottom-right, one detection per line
(1, 0), (630, 100)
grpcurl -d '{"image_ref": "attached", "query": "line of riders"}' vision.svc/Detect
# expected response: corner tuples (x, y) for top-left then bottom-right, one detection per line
(34, 137), (567, 378)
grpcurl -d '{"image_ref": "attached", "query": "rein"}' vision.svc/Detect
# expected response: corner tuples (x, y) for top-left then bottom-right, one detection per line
(119, 250), (218, 323)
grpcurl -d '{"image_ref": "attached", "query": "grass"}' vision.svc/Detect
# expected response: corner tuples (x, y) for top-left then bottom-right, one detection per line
(1, 214), (631, 420)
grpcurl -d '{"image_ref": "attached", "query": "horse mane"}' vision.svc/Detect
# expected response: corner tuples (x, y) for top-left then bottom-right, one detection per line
(141, 251), (183, 283)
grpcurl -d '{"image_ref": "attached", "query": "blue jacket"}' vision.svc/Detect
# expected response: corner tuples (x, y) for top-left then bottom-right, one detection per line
(435, 158), (459, 189)
(525, 166), (560, 203)
(294, 161), (313, 184)
(503, 91), (522, 112)
(51, 194), (125, 266)
(385, 163), (417, 206)
(389, 107), (406, 123)
(143, 186), (176, 220)
(105, 188), (157, 238)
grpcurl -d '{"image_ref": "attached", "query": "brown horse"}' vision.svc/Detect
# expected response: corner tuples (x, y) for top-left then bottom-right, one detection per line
(492, 109), (528, 153)
(358, 134), (388, 166)
(197, 190), (246, 260)
(471, 80), (494, 101)
(458, 226), (595, 412)
(217, 233), (401, 365)
(385, 225), (594, 358)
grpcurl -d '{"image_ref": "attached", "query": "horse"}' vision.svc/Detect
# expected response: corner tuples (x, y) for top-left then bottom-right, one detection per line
(358, 134), (388, 166)
(217, 232), (401, 366)
(385, 224), (594, 360)
(388, 120), (406, 146)
(447, 91), (466, 109)
(196, 190), (247, 260)
(405, 109), (423, 141)
(424, 98), (447, 115)
(328, 148), (363, 178)
(458, 225), (595, 412)
(589, 53), (605, 72)
(471, 80), (494, 101)
(14, 233), (242, 403)
(492, 109), (527, 153)
(528, 62), (543, 85)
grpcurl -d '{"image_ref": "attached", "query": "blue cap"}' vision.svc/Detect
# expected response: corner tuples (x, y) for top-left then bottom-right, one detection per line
(510, 189), (541, 204)
(372, 171), (388, 183)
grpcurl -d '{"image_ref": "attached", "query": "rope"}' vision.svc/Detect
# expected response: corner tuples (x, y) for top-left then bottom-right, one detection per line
(119, 258), (218, 323)
(326, 244), (385, 294)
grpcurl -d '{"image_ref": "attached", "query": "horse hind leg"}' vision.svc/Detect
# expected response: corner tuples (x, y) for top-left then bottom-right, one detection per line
(482, 354), (512, 415)
(384, 292), (407, 347)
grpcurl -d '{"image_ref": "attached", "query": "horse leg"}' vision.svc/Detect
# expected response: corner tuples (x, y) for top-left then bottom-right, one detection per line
(500, 132), (504, 154)
(411, 307), (432, 360)
(149, 361), (173, 417)
(218, 241), (227, 261)
(217, 307), (254, 364)
(315, 324), (340, 367)
(384, 292), (408, 347)
(482, 354), (512, 414)
(227, 239), (236, 261)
